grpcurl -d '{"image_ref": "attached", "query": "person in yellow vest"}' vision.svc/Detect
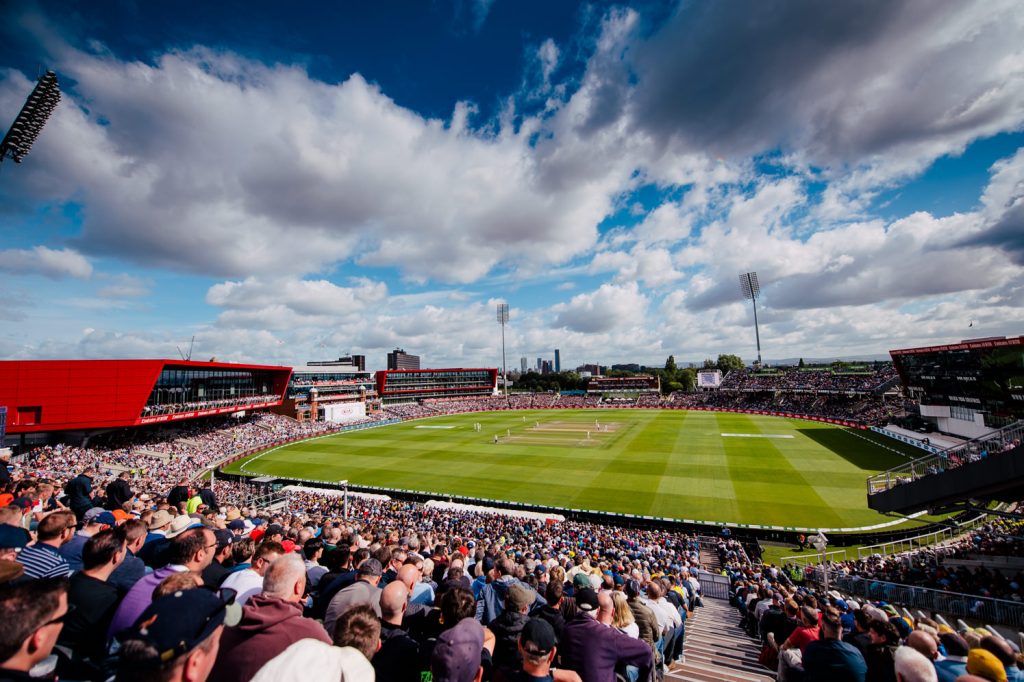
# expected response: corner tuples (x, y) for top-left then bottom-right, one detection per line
(186, 488), (204, 514)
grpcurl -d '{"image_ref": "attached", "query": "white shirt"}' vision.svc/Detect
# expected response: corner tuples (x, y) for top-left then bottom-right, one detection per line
(221, 567), (264, 605)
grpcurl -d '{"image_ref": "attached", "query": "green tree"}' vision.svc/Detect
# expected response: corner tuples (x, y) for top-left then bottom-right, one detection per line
(716, 354), (744, 372)
(798, 358), (805, 368)
(678, 367), (697, 391)
(665, 355), (677, 375)
(702, 358), (717, 369)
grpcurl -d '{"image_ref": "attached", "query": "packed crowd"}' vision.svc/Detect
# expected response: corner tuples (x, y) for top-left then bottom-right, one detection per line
(385, 390), (899, 425)
(1, 454), (719, 682)
(817, 518), (1024, 602)
(141, 393), (282, 416)
(727, 548), (1024, 682)
(719, 365), (899, 393)
(2, 409), (1023, 682)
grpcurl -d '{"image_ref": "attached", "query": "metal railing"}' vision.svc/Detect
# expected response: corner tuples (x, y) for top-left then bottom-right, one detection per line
(824, 573), (1024, 629)
(855, 515), (987, 559)
(867, 420), (1024, 495)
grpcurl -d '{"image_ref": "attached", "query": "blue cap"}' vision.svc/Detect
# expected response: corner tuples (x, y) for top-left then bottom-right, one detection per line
(118, 589), (241, 667)
(0, 525), (30, 549)
(96, 511), (118, 526)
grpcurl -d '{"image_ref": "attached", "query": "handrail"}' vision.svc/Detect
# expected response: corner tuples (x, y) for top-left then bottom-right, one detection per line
(867, 420), (1024, 495)
(823, 573), (1024, 628)
(855, 515), (988, 559)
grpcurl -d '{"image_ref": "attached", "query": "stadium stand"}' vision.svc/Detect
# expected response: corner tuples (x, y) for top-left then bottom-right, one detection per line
(3, 399), (1023, 681)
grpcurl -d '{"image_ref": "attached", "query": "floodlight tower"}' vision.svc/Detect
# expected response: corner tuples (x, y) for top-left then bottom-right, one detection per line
(1, 70), (61, 164)
(496, 303), (509, 396)
(739, 271), (762, 366)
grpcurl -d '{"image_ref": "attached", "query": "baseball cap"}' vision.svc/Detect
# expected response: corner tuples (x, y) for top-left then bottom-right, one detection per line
(520, 618), (556, 658)
(83, 507), (105, 523)
(0, 525), (30, 550)
(357, 558), (383, 577)
(213, 529), (234, 550)
(624, 579), (642, 598)
(506, 584), (533, 612)
(574, 587), (599, 612)
(432, 618), (484, 682)
(572, 573), (591, 589)
(265, 523), (285, 537)
(117, 589), (242, 668)
(227, 519), (246, 531)
(96, 511), (118, 527)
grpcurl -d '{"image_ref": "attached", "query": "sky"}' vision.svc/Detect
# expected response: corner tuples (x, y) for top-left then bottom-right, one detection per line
(0, 0), (1022, 372)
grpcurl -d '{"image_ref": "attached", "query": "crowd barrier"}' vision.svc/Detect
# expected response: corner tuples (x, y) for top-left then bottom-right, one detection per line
(825, 573), (1024, 629)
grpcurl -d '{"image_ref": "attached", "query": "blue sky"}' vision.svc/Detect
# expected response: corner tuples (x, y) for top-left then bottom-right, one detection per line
(1, 0), (1022, 371)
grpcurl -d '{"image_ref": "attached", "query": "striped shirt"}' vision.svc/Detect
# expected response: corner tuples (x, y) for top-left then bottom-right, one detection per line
(18, 542), (73, 579)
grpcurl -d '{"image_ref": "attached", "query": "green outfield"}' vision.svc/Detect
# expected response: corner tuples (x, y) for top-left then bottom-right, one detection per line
(223, 409), (923, 530)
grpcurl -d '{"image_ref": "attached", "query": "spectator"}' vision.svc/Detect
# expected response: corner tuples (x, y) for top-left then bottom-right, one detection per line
(0, 577), (69, 682)
(210, 553), (331, 682)
(220, 540), (284, 606)
(109, 519), (150, 593)
(104, 471), (134, 511)
(108, 527), (218, 637)
(966, 648), (1009, 682)
(802, 606), (867, 682)
(17, 511), (75, 579)
(198, 481), (218, 510)
(894, 645), (939, 682)
(57, 528), (126, 677)
(978, 636), (1019, 682)
(64, 469), (95, 522)
(476, 556), (543, 626)
(0, 525), (30, 563)
(114, 588), (238, 682)
(332, 603), (381, 662)
(432, 616), (490, 682)
(302, 537), (328, 588)
(324, 557), (383, 637)
(491, 583), (535, 673)
(559, 588), (654, 682)
(625, 579), (660, 667)
(864, 618), (901, 682)
(59, 508), (115, 573)
(201, 529), (235, 588)
(935, 633), (969, 682)
(248, 638), (375, 682)
(375, 579), (422, 682)
(782, 605), (821, 655)
(513, 617), (582, 682)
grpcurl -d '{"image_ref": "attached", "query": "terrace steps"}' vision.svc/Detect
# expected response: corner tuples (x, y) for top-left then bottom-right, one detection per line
(666, 598), (775, 682)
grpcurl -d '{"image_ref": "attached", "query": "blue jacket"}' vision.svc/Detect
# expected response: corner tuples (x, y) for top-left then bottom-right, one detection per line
(474, 576), (544, 626)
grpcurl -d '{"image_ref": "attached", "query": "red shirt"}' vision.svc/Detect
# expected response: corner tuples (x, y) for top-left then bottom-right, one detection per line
(786, 625), (820, 653)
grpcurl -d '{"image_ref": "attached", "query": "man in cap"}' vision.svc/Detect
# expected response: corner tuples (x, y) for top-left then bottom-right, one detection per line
(512, 617), (582, 682)
(105, 471), (135, 511)
(491, 583), (535, 672)
(0, 576), (69, 681)
(324, 557), (384, 637)
(109, 527), (218, 637)
(560, 588), (654, 681)
(432, 616), (491, 682)
(59, 508), (116, 572)
(209, 553), (331, 682)
(201, 529), (235, 588)
(138, 513), (200, 569)
(0, 524), (30, 563)
(115, 587), (240, 682)
(476, 556), (544, 626)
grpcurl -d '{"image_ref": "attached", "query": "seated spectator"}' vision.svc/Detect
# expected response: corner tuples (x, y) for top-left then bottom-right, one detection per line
(220, 540), (284, 606)
(375, 580), (423, 682)
(802, 606), (867, 682)
(966, 648), (1009, 682)
(332, 604), (381, 663)
(491, 583), (534, 673)
(432, 616), (491, 682)
(893, 645), (938, 682)
(935, 632), (969, 682)
(0, 577), (69, 682)
(476, 557), (542, 626)
(57, 529), (126, 677)
(114, 588), (239, 682)
(210, 553), (331, 682)
(324, 557), (383, 637)
(17, 511), (75, 579)
(512, 617), (582, 682)
(108, 519), (149, 593)
(559, 588), (653, 682)
(249, 638), (375, 682)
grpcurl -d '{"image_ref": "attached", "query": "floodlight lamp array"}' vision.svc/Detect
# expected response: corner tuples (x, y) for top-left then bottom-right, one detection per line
(1, 70), (61, 164)
(496, 303), (509, 324)
(739, 271), (760, 300)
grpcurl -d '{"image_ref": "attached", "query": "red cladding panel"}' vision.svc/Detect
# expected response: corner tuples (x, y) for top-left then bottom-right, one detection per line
(0, 360), (291, 434)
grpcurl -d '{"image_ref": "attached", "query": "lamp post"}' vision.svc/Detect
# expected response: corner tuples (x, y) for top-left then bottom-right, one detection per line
(497, 303), (509, 396)
(339, 479), (349, 518)
(739, 271), (763, 366)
